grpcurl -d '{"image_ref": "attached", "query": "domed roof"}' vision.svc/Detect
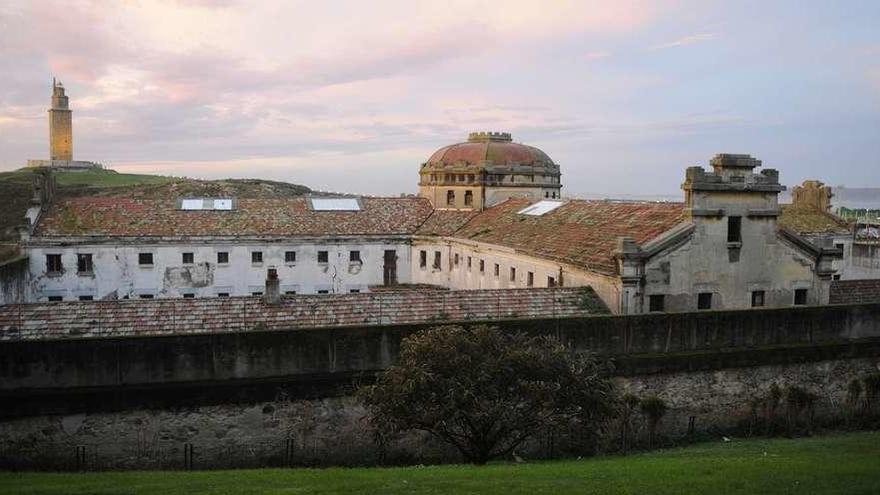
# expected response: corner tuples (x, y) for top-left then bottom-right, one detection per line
(425, 132), (556, 170)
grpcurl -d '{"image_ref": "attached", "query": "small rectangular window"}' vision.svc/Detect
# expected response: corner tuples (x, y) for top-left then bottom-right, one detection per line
(182, 293), (195, 299)
(318, 250), (329, 263)
(794, 288), (808, 305)
(494, 264), (500, 277)
(284, 290), (297, 295)
(251, 291), (263, 296)
(349, 289), (361, 293)
(76, 253), (93, 274)
(47, 295), (63, 302)
(649, 295), (665, 312)
(834, 243), (844, 252)
(139, 294), (154, 299)
(317, 289), (329, 294)
(217, 252), (229, 264)
(467, 256), (472, 270)
(251, 251), (263, 264)
(479, 259), (485, 273)
(548, 276), (556, 287)
(446, 190), (455, 206)
(464, 190), (473, 206)
(728, 216), (742, 243)
(78, 295), (94, 301)
(698, 292), (713, 310)
(350, 250), (361, 262)
(182, 252), (194, 264)
(217, 292), (230, 298)
(751, 290), (765, 307)
(433, 251), (441, 270)
(285, 251), (297, 263)
(138, 253), (153, 266)
(420, 250), (427, 268)
(527, 272), (534, 286)
(46, 254), (63, 273)
(509, 267), (516, 282)
(454, 253), (459, 266)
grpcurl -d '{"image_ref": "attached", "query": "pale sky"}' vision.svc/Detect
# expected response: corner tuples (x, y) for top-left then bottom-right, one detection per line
(1, 0), (878, 198)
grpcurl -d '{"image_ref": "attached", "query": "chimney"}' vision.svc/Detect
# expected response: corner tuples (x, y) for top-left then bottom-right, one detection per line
(263, 266), (280, 305)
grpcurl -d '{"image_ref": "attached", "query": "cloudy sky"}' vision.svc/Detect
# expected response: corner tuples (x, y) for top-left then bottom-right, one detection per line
(1, 0), (878, 198)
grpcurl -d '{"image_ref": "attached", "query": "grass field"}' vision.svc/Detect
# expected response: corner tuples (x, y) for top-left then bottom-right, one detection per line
(1, 432), (878, 494)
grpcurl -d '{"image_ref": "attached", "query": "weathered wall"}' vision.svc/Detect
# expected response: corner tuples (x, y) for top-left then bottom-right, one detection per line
(2, 353), (877, 470)
(410, 238), (622, 312)
(25, 238), (412, 301)
(0, 256), (28, 305)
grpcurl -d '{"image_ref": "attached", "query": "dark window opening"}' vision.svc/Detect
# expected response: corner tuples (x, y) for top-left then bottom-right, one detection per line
(317, 251), (329, 263)
(446, 190), (455, 206)
(317, 289), (329, 294)
(728, 216), (742, 243)
(78, 295), (93, 301)
(454, 253), (459, 266)
(494, 263), (500, 277)
(349, 289), (361, 293)
(284, 291), (297, 295)
(46, 254), (62, 273)
(252, 291), (263, 296)
(217, 293), (230, 298)
(138, 253), (153, 266)
(182, 293), (195, 298)
(350, 250), (361, 262)
(479, 259), (485, 273)
(182, 252), (194, 264)
(139, 294), (154, 299)
(217, 252), (229, 264)
(833, 274), (841, 281)
(251, 251), (263, 264)
(433, 251), (442, 270)
(548, 276), (556, 287)
(649, 294), (665, 312)
(794, 289), (808, 305)
(285, 251), (297, 263)
(47, 296), (63, 302)
(419, 250), (427, 268)
(509, 267), (516, 282)
(464, 190), (473, 206)
(697, 292), (713, 310)
(527, 272), (534, 286)
(467, 256), (472, 270)
(751, 290), (765, 307)
(77, 253), (93, 273)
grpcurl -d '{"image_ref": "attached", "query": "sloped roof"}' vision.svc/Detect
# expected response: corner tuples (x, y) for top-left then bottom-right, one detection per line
(0, 287), (609, 341)
(416, 209), (480, 236)
(33, 196), (434, 238)
(829, 279), (880, 305)
(450, 199), (688, 276)
(779, 205), (851, 235)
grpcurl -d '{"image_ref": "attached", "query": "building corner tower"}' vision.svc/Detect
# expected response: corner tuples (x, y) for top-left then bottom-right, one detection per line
(49, 78), (72, 161)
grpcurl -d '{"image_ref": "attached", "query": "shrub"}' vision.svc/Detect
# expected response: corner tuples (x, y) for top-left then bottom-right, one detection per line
(639, 395), (668, 449)
(359, 325), (617, 465)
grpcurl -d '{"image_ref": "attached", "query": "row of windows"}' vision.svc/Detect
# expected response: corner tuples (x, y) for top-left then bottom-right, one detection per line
(418, 250), (558, 287)
(446, 190), (474, 206)
(428, 174), (559, 184)
(46, 250), (364, 273)
(44, 287), (366, 302)
(647, 289), (809, 312)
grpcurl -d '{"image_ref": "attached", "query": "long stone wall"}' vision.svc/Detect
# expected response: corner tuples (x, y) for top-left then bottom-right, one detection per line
(1, 303), (880, 468)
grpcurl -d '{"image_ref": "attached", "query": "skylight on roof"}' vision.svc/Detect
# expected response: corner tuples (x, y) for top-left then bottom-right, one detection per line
(179, 198), (235, 211)
(517, 200), (564, 216)
(310, 198), (361, 211)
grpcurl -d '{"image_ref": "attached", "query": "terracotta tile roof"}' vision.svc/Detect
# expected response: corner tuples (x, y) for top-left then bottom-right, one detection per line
(33, 196), (434, 238)
(829, 279), (880, 304)
(0, 287), (609, 341)
(416, 209), (480, 236)
(450, 199), (688, 275)
(779, 205), (851, 235)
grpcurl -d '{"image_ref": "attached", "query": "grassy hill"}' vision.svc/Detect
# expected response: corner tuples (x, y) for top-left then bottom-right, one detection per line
(0, 167), (312, 243)
(0, 431), (877, 494)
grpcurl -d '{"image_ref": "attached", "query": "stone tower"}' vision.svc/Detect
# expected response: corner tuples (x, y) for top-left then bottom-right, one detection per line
(49, 78), (72, 161)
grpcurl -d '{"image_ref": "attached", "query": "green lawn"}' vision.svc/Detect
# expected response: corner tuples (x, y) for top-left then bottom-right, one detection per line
(2, 432), (879, 494)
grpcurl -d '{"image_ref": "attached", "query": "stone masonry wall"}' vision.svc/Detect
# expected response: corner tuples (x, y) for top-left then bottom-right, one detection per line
(1, 355), (877, 470)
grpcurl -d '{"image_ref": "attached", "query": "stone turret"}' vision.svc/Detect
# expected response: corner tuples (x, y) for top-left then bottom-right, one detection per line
(791, 180), (834, 212)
